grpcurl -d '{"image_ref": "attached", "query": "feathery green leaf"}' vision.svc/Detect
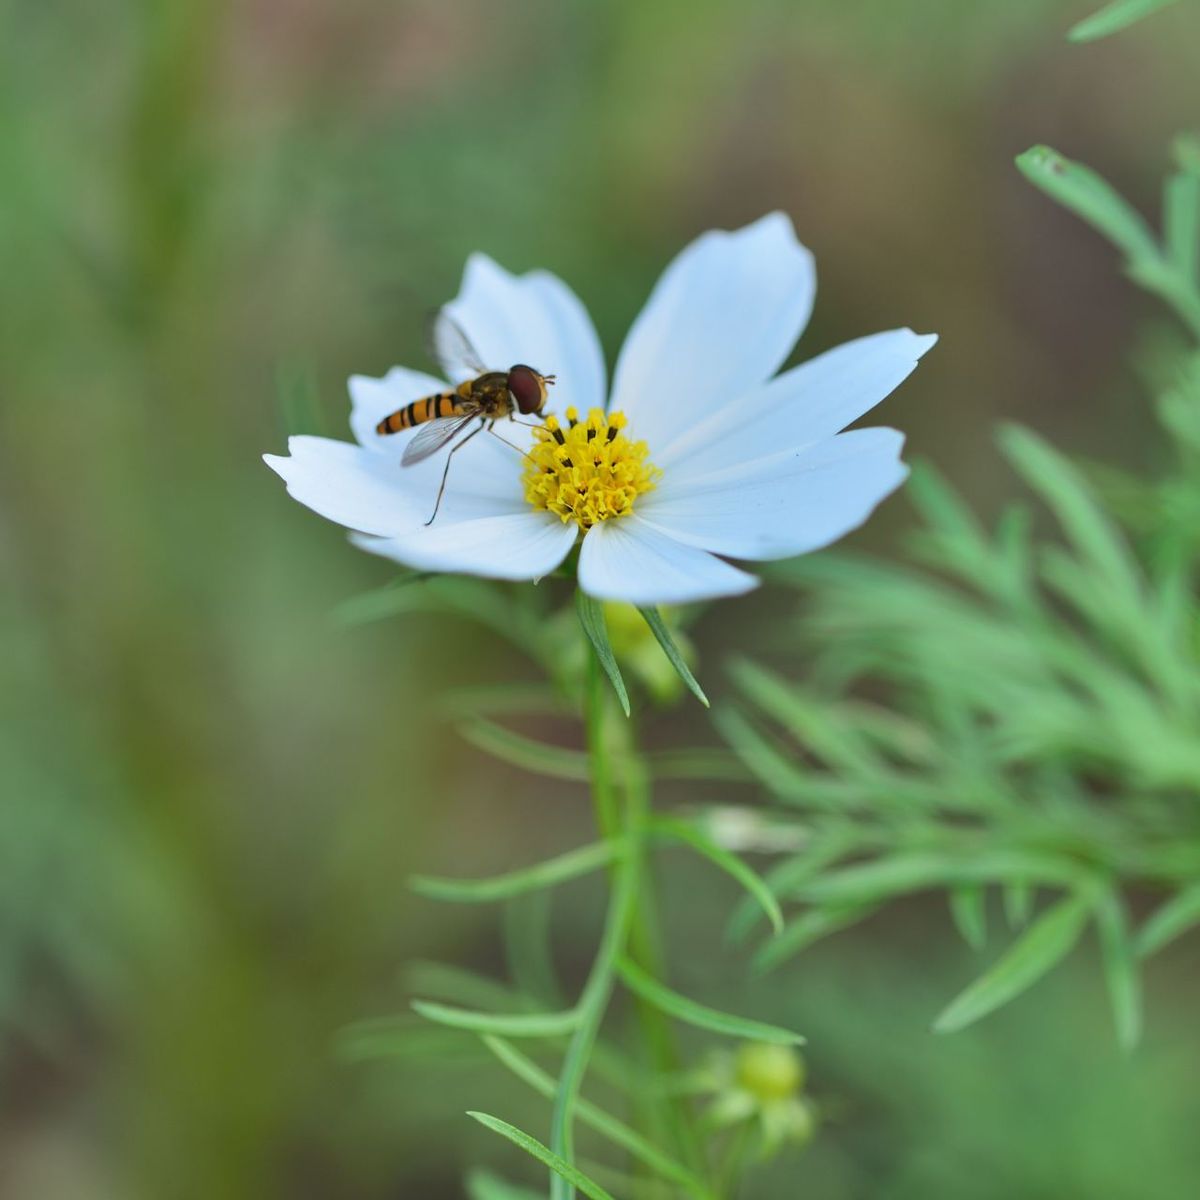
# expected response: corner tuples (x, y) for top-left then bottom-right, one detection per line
(467, 1113), (617, 1200)
(934, 894), (1092, 1033)
(576, 591), (630, 717)
(411, 841), (619, 903)
(637, 606), (709, 706)
(616, 956), (804, 1044)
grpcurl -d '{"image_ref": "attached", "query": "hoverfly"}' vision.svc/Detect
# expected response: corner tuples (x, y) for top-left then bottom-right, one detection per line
(376, 310), (556, 525)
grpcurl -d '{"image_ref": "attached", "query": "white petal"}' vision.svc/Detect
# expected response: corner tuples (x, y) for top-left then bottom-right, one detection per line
(577, 516), (759, 605)
(609, 213), (816, 450)
(351, 511), (576, 580)
(349, 368), (450, 453)
(264, 433), (527, 537)
(656, 329), (937, 479)
(444, 256), (607, 413)
(638, 428), (908, 561)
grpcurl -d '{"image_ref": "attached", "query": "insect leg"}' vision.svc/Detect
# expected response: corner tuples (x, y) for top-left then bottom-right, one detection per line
(487, 424), (536, 463)
(425, 422), (483, 526)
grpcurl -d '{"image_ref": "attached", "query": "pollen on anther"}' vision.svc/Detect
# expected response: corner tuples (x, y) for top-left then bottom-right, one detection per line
(521, 408), (659, 531)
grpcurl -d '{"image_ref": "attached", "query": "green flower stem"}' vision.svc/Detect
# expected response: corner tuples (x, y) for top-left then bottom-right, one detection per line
(589, 652), (709, 1184)
(715, 1121), (755, 1200)
(584, 649), (620, 839)
(563, 643), (709, 1195)
(548, 828), (638, 1200)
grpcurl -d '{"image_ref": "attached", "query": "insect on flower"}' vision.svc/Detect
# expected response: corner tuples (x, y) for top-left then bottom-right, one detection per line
(375, 311), (556, 525)
(265, 215), (938, 606)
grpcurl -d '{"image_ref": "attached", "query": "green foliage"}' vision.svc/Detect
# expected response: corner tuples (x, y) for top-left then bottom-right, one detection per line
(720, 148), (1200, 1046)
(637, 606), (710, 707)
(1068, 0), (1181, 42)
(467, 1112), (618, 1200)
(576, 591), (631, 717)
(615, 957), (805, 1046)
(1017, 144), (1200, 337)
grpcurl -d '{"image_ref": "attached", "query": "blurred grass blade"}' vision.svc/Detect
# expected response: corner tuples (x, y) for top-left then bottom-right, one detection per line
(1135, 883), (1200, 957)
(467, 1113), (616, 1200)
(466, 1169), (545, 1200)
(727, 827), (860, 944)
(637, 606), (708, 706)
(406, 961), (540, 1014)
(1003, 880), (1034, 929)
(1068, 0), (1179, 42)
(1164, 168), (1199, 282)
(728, 658), (878, 777)
(1094, 890), (1143, 1051)
(1015, 146), (1161, 264)
(949, 885), (988, 950)
(650, 816), (783, 934)
(458, 718), (590, 781)
(616, 957), (804, 1044)
(752, 903), (879, 973)
(481, 1037), (714, 1198)
(999, 425), (1141, 600)
(275, 357), (324, 436)
(411, 841), (619, 903)
(576, 591), (630, 717)
(332, 573), (438, 626)
(800, 848), (1089, 905)
(713, 705), (812, 804)
(504, 891), (564, 1008)
(933, 894), (1091, 1033)
(412, 1000), (580, 1038)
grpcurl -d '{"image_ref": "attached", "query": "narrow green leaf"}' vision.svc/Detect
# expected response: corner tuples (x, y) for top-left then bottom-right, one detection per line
(406, 961), (540, 1014)
(933, 894), (1091, 1033)
(647, 747), (754, 783)
(1015, 146), (1161, 265)
(1068, 0), (1179, 42)
(412, 1000), (580, 1038)
(712, 705), (814, 805)
(729, 658), (879, 777)
(1000, 425), (1142, 600)
(1164, 170), (1200, 282)
(1094, 890), (1143, 1051)
(800, 849), (1089, 906)
(467, 1112), (617, 1200)
(481, 1037), (714, 1198)
(275, 357), (325, 437)
(1135, 883), (1200, 958)
(332, 573), (438, 626)
(457, 718), (591, 781)
(651, 816), (783, 934)
(727, 828), (859, 944)
(1003, 880), (1034, 929)
(335, 1015), (489, 1064)
(576, 591), (630, 717)
(752, 903), (879, 973)
(615, 957), (803, 1045)
(637, 606), (709, 706)
(466, 1169), (545, 1200)
(504, 891), (564, 1009)
(949, 885), (988, 951)
(411, 841), (618, 904)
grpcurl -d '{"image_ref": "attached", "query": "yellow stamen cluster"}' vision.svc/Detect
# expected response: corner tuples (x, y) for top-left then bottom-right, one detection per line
(522, 407), (659, 530)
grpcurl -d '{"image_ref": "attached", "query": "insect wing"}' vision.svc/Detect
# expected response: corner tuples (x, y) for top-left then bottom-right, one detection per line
(428, 309), (487, 381)
(400, 414), (478, 467)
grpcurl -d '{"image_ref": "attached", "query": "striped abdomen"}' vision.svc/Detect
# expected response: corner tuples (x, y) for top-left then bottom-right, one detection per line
(376, 390), (467, 435)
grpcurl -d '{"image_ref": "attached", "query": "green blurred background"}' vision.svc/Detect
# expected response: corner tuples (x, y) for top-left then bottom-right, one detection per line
(3, 1), (1199, 1196)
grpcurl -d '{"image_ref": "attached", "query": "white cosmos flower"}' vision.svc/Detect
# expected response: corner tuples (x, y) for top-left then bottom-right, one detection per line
(264, 213), (936, 605)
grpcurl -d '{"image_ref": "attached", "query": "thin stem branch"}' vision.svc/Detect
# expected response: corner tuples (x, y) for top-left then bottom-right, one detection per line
(585, 649), (620, 839)
(549, 838), (638, 1200)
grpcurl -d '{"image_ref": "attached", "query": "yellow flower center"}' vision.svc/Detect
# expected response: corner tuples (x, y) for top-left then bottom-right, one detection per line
(522, 407), (660, 530)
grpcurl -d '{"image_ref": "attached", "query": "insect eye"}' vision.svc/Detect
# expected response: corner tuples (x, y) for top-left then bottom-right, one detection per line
(508, 365), (545, 415)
